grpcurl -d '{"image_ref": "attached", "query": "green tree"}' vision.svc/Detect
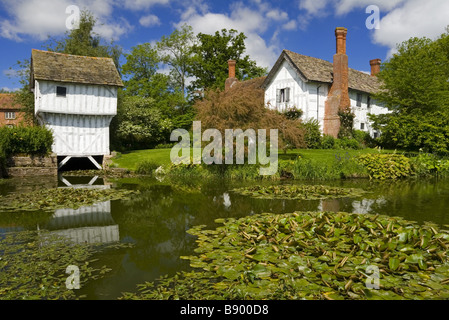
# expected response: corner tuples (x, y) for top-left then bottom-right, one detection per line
(121, 42), (192, 131)
(45, 10), (122, 71)
(157, 24), (196, 98)
(375, 33), (449, 113)
(189, 29), (267, 93)
(111, 96), (173, 151)
(371, 27), (449, 154)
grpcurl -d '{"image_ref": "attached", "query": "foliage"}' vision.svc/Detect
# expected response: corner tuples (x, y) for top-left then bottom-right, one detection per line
(121, 42), (194, 131)
(353, 130), (376, 149)
(338, 110), (355, 139)
(45, 10), (122, 71)
(372, 27), (449, 154)
(334, 138), (364, 150)
(194, 78), (306, 152)
(0, 126), (53, 157)
(281, 107), (304, 120)
(370, 110), (449, 155)
(357, 153), (414, 180)
(232, 184), (366, 200)
(374, 31), (449, 114)
(111, 96), (173, 151)
(300, 119), (322, 149)
(189, 29), (267, 93)
(0, 187), (138, 212)
(0, 230), (133, 300)
(411, 152), (449, 177)
(321, 135), (336, 149)
(122, 211), (449, 300)
(157, 24), (196, 97)
(135, 160), (161, 175)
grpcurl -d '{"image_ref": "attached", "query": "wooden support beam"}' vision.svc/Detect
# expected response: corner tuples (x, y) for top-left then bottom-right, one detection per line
(58, 156), (72, 170)
(88, 156), (103, 170)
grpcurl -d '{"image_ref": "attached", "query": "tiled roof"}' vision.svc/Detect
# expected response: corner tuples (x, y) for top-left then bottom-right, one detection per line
(0, 93), (21, 110)
(30, 49), (123, 88)
(263, 50), (382, 94)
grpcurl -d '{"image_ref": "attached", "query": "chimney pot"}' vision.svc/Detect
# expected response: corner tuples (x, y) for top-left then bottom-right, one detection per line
(335, 27), (347, 55)
(370, 59), (381, 76)
(228, 59), (236, 79)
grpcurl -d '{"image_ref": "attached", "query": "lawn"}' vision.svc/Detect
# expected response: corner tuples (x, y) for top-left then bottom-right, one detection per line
(112, 148), (393, 171)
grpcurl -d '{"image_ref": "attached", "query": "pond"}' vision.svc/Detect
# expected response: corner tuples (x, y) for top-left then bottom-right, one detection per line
(1, 174), (449, 300)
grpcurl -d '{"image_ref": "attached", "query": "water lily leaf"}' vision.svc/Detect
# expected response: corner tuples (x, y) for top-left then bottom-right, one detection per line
(405, 254), (425, 265)
(389, 258), (400, 271)
(251, 264), (271, 279)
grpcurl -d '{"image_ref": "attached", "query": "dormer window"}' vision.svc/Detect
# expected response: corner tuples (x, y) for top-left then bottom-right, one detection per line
(56, 86), (67, 97)
(276, 88), (291, 104)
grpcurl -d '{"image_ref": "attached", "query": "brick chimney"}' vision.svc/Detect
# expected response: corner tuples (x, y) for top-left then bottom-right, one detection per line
(370, 59), (381, 76)
(324, 27), (350, 138)
(225, 59), (238, 91)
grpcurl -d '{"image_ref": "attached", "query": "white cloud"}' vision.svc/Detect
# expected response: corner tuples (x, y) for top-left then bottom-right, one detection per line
(139, 14), (161, 27)
(123, 0), (170, 10)
(266, 9), (288, 22)
(0, 0), (130, 41)
(372, 0), (449, 54)
(1, 87), (20, 92)
(282, 20), (297, 31)
(177, 3), (279, 69)
(297, 0), (449, 58)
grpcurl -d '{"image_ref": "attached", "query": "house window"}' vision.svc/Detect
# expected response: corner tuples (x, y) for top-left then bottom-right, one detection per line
(356, 93), (363, 107)
(374, 131), (379, 139)
(5, 111), (16, 120)
(367, 96), (371, 109)
(360, 123), (365, 130)
(276, 88), (291, 104)
(56, 86), (67, 97)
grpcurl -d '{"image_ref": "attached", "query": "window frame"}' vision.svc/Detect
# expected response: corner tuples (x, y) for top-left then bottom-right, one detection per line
(5, 111), (16, 120)
(356, 93), (363, 107)
(56, 86), (67, 97)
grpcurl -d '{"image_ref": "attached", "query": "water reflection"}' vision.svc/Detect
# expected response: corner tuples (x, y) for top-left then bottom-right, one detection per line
(1, 175), (449, 299)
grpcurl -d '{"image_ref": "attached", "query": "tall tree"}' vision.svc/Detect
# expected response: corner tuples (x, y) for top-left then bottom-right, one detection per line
(371, 27), (449, 154)
(157, 24), (196, 97)
(45, 10), (122, 71)
(189, 29), (267, 93)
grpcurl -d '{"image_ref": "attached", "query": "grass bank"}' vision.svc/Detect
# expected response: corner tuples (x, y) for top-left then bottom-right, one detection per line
(111, 148), (449, 181)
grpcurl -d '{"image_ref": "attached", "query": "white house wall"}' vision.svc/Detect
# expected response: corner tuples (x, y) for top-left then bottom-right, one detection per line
(41, 113), (112, 156)
(34, 80), (117, 157)
(35, 80), (117, 116)
(264, 61), (389, 137)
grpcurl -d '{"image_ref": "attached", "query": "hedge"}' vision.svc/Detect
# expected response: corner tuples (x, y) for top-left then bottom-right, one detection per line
(0, 126), (53, 157)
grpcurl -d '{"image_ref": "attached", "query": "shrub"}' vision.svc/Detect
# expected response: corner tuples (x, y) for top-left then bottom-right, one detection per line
(135, 160), (161, 175)
(334, 138), (364, 150)
(300, 119), (322, 149)
(0, 126), (53, 157)
(353, 130), (376, 148)
(411, 152), (449, 177)
(357, 153), (414, 180)
(321, 135), (335, 149)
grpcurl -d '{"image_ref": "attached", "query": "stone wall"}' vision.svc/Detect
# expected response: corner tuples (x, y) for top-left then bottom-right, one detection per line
(5, 154), (58, 177)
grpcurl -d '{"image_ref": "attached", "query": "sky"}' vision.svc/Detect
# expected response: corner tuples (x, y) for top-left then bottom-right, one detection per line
(0, 0), (448, 92)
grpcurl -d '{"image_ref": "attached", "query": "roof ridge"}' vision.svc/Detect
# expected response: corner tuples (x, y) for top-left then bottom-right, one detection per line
(31, 49), (113, 61)
(284, 49), (372, 76)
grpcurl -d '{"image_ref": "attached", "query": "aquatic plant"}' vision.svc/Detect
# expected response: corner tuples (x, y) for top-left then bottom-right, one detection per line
(122, 211), (449, 300)
(232, 184), (367, 201)
(0, 187), (139, 212)
(0, 231), (132, 300)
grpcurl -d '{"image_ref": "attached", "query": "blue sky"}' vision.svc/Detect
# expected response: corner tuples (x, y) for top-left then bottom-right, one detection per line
(1, 0), (448, 91)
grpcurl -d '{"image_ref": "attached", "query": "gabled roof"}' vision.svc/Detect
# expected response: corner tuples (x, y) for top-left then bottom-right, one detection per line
(263, 50), (382, 94)
(0, 93), (21, 110)
(30, 49), (124, 88)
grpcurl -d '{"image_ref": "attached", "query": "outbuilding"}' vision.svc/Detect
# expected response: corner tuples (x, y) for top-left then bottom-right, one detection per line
(30, 49), (123, 170)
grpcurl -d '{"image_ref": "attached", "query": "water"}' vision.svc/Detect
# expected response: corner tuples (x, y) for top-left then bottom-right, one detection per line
(1, 174), (449, 299)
